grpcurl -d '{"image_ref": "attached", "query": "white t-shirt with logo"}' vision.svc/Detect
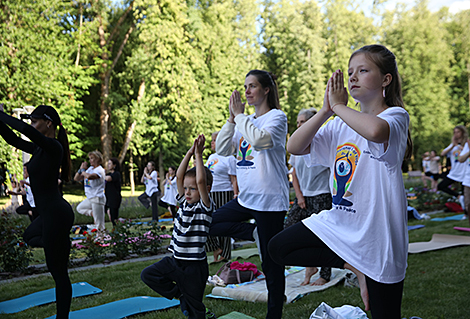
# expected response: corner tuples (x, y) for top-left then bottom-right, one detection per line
(161, 176), (177, 206)
(302, 107), (409, 284)
(84, 165), (106, 199)
(447, 143), (467, 182)
(289, 155), (330, 197)
(24, 177), (35, 208)
(144, 170), (160, 196)
(460, 143), (470, 187)
(206, 153), (236, 192)
(217, 109), (289, 212)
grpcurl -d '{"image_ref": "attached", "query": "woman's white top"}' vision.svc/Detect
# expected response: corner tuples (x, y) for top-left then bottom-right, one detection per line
(206, 153), (236, 192)
(289, 155), (330, 196)
(447, 143), (467, 182)
(84, 165), (105, 199)
(217, 109), (289, 212)
(144, 170), (160, 196)
(460, 143), (470, 187)
(25, 177), (35, 207)
(161, 176), (177, 205)
(302, 107), (409, 284)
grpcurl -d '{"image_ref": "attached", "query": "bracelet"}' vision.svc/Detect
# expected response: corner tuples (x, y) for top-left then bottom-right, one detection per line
(77, 168), (85, 174)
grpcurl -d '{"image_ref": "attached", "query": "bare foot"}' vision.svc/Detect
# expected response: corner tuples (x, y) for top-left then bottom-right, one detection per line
(344, 263), (369, 311)
(213, 248), (223, 262)
(300, 267), (318, 286)
(311, 277), (328, 286)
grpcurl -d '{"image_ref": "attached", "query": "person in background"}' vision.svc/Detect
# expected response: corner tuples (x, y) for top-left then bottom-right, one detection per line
(205, 131), (239, 262)
(105, 157), (122, 226)
(74, 150), (106, 232)
(138, 161), (161, 221)
(286, 108), (332, 286)
(158, 166), (178, 219)
(15, 163), (39, 222)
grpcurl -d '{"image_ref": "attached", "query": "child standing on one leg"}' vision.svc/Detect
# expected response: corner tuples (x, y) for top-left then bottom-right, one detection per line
(141, 134), (215, 319)
(269, 44), (412, 319)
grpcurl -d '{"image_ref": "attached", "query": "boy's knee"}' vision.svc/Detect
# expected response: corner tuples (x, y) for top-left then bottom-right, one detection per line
(141, 266), (152, 284)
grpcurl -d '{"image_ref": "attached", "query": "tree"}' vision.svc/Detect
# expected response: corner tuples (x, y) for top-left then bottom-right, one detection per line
(382, 0), (454, 162)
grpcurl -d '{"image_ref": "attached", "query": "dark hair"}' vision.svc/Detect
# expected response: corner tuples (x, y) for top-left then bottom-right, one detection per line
(148, 161), (155, 169)
(246, 70), (280, 110)
(109, 157), (120, 172)
(350, 45), (413, 160)
(184, 166), (213, 188)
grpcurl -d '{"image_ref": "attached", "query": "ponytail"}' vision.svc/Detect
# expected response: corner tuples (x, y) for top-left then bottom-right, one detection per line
(57, 125), (71, 182)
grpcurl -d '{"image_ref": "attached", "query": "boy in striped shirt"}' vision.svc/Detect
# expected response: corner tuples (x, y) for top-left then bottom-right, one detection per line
(141, 134), (215, 319)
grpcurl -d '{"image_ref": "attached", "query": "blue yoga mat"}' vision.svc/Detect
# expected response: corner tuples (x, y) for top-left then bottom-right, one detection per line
(431, 214), (464, 221)
(0, 282), (102, 314)
(45, 296), (180, 319)
(408, 224), (425, 231)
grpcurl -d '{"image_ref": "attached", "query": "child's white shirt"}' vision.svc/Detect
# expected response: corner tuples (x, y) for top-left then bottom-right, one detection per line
(302, 107), (409, 284)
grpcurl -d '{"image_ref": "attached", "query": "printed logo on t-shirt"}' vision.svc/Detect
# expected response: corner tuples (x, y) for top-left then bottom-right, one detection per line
(333, 143), (361, 206)
(84, 179), (91, 188)
(237, 137), (254, 167)
(453, 149), (462, 163)
(207, 158), (219, 172)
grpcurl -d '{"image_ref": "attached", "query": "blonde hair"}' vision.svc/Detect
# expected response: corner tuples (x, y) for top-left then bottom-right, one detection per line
(88, 150), (103, 165)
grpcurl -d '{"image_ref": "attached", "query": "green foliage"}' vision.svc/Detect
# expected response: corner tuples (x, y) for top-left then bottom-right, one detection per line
(0, 212), (33, 272)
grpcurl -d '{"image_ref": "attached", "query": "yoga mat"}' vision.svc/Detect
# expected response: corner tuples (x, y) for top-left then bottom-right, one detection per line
(0, 282), (102, 314)
(408, 225), (425, 231)
(454, 227), (470, 232)
(219, 311), (257, 319)
(430, 214), (464, 221)
(45, 296), (179, 319)
(207, 267), (351, 304)
(408, 234), (470, 254)
(208, 248), (259, 264)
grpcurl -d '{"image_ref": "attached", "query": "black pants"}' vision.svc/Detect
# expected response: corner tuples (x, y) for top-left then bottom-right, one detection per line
(106, 205), (120, 226)
(158, 199), (177, 219)
(268, 222), (404, 319)
(209, 198), (285, 319)
(138, 191), (161, 221)
(141, 256), (208, 319)
(16, 203), (39, 222)
(437, 176), (460, 197)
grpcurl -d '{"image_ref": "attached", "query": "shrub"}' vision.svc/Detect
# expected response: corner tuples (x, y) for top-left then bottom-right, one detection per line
(0, 212), (33, 272)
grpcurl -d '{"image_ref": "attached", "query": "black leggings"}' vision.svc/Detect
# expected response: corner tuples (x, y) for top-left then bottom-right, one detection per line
(268, 222), (404, 319)
(106, 205), (120, 226)
(437, 176), (461, 197)
(158, 199), (177, 219)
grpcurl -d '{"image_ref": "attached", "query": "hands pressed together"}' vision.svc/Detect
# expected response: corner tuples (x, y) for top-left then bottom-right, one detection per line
(322, 70), (349, 116)
(228, 90), (245, 123)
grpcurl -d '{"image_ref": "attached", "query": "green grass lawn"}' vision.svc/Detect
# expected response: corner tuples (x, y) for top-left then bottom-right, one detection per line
(1, 214), (470, 319)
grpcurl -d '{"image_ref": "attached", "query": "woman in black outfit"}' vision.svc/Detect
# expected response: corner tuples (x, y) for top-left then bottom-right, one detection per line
(0, 104), (74, 319)
(105, 157), (122, 226)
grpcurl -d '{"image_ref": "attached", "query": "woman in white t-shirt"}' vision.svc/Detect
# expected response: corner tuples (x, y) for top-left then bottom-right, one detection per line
(138, 161), (161, 221)
(437, 126), (467, 208)
(158, 166), (177, 218)
(210, 70), (289, 319)
(269, 45), (412, 318)
(458, 140), (470, 219)
(74, 151), (106, 231)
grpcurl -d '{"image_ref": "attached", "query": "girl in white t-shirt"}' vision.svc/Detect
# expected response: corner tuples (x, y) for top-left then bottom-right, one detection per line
(211, 70), (289, 319)
(269, 45), (412, 318)
(437, 126), (467, 208)
(158, 166), (177, 218)
(138, 161), (161, 221)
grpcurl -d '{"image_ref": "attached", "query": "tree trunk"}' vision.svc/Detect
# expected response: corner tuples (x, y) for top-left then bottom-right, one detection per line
(129, 150), (135, 195)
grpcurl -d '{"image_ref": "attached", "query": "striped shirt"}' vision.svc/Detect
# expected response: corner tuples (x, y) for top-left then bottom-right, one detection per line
(169, 194), (214, 260)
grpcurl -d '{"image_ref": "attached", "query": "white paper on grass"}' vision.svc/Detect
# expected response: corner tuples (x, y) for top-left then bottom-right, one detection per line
(309, 302), (368, 319)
